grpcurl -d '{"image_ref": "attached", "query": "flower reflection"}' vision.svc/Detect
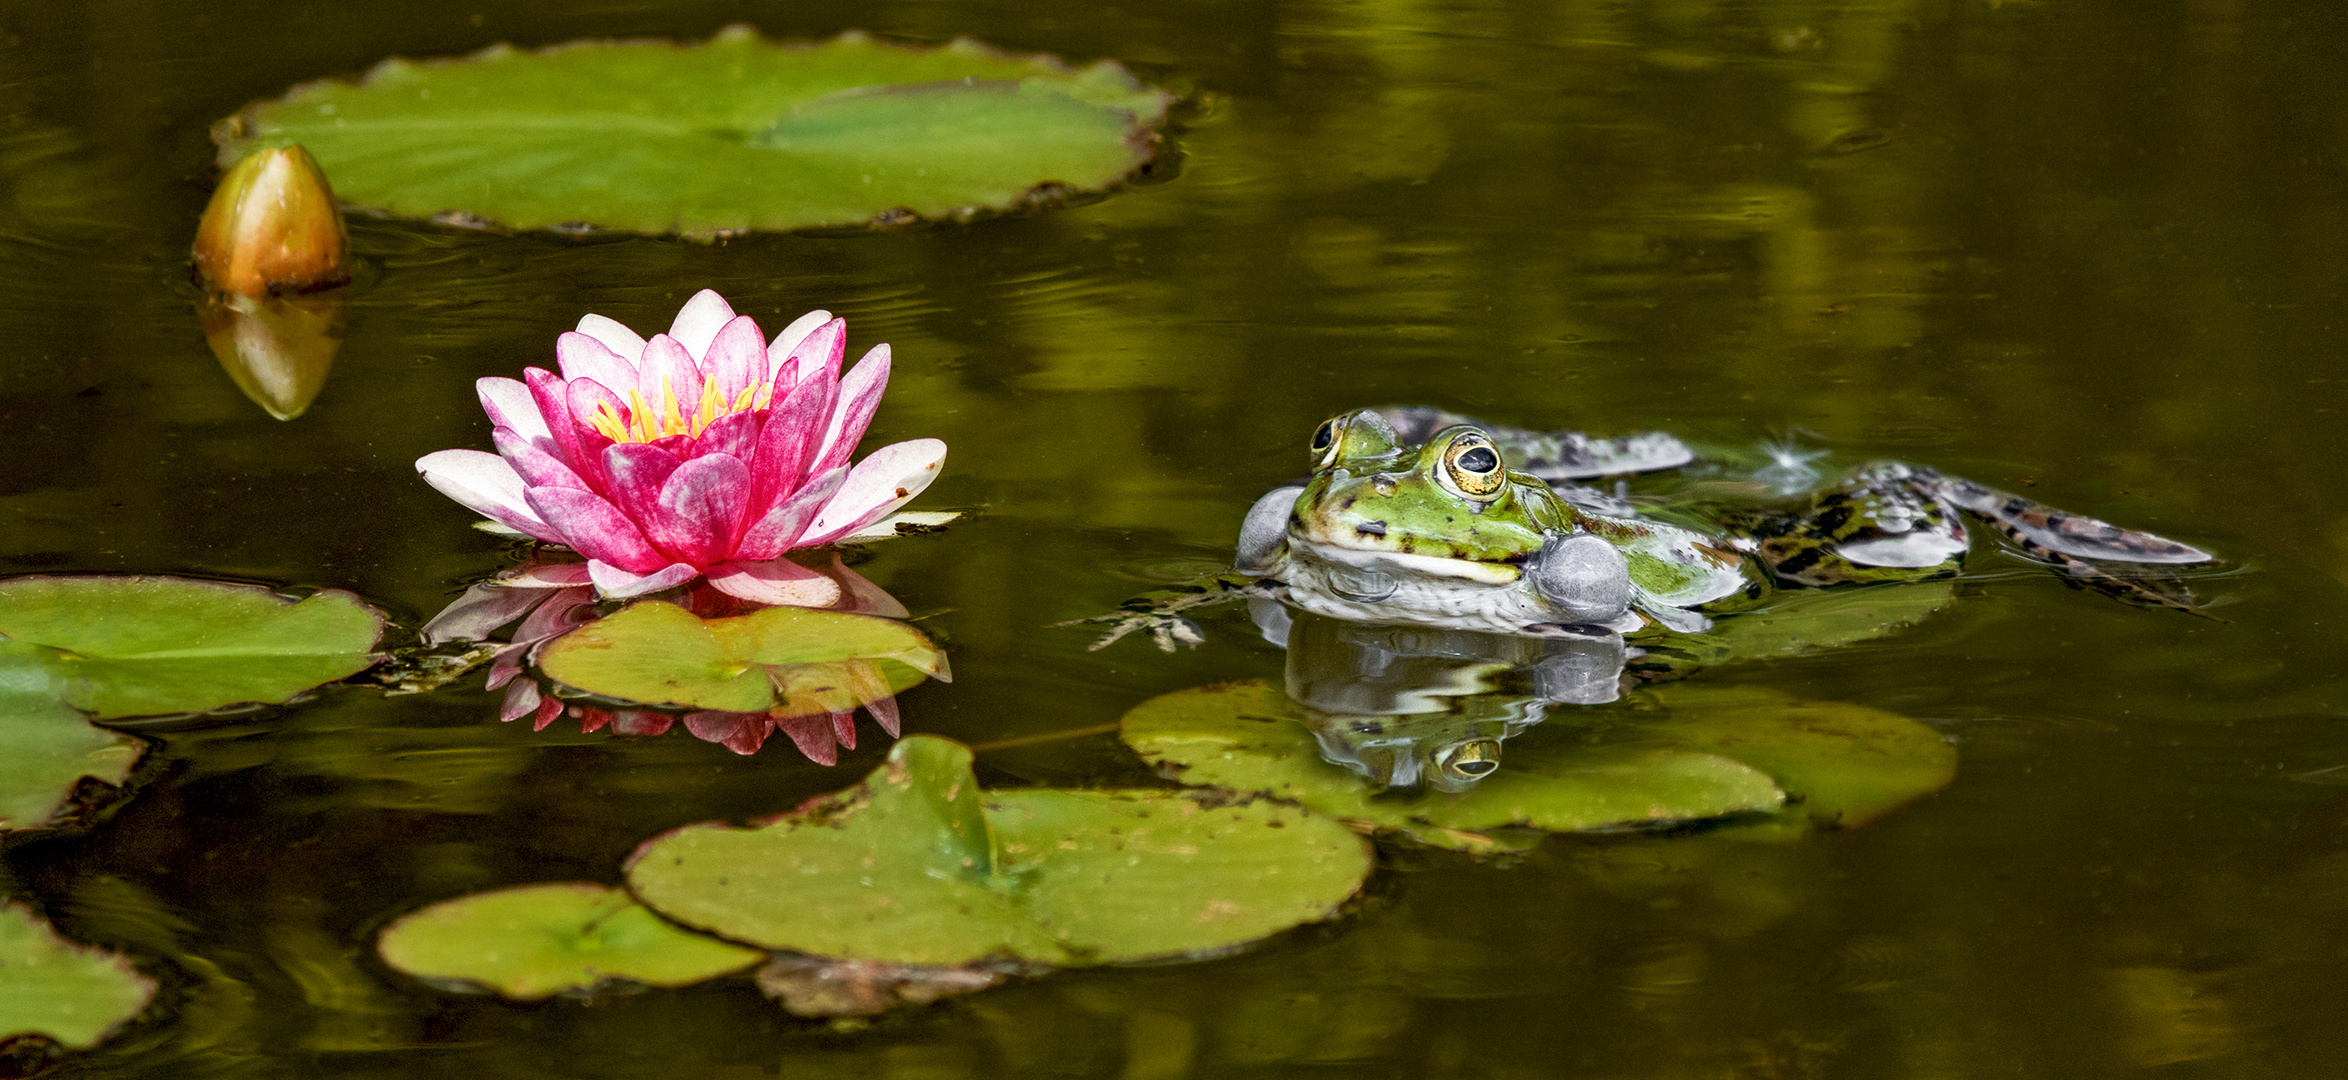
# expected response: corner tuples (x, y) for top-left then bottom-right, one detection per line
(415, 290), (947, 604)
(423, 552), (920, 764)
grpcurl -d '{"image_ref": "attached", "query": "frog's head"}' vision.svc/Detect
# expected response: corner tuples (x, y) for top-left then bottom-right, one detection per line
(1291, 413), (1559, 581)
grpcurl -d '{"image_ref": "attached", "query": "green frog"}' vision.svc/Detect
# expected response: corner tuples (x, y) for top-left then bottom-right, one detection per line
(1074, 406), (2216, 655)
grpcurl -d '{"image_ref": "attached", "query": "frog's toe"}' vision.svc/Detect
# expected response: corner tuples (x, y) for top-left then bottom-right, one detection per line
(1148, 617), (1207, 652)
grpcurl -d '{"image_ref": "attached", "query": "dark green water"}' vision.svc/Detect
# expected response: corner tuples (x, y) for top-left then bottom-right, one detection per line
(7, 0), (2348, 1075)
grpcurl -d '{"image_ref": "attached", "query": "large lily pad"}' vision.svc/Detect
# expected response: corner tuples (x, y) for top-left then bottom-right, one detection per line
(1626, 685), (1958, 836)
(1123, 682), (1787, 851)
(216, 28), (1174, 236)
(0, 903), (155, 1049)
(537, 600), (947, 714)
(0, 575), (385, 719)
(0, 670), (141, 832)
(375, 883), (763, 1000)
(626, 736), (1372, 966)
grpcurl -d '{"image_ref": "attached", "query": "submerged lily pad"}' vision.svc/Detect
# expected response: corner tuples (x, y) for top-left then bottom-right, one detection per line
(536, 600), (947, 713)
(0, 903), (155, 1049)
(217, 28), (1174, 236)
(627, 736), (1372, 966)
(375, 883), (763, 1000)
(0, 674), (141, 832)
(0, 575), (385, 719)
(1123, 682), (1787, 850)
(1628, 685), (1958, 836)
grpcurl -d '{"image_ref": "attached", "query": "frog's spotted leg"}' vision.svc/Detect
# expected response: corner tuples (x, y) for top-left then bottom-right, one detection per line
(1749, 462), (1970, 588)
(1055, 571), (1280, 652)
(1924, 472), (2222, 619)
(1375, 406), (1694, 481)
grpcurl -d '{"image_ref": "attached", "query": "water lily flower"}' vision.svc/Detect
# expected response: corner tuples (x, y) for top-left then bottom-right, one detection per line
(415, 290), (947, 604)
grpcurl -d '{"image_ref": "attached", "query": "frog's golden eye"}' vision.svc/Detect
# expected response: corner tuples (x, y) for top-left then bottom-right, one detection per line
(1435, 739), (1502, 782)
(1438, 431), (1507, 499)
(1310, 417), (1339, 457)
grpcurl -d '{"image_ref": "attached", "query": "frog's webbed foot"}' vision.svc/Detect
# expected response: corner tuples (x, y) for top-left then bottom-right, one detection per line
(1926, 472), (2222, 619)
(1925, 478), (2219, 618)
(1053, 572), (1276, 652)
(1375, 406), (1694, 481)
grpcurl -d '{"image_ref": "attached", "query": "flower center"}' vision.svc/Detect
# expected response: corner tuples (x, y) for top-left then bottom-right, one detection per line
(585, 377), (770, 444)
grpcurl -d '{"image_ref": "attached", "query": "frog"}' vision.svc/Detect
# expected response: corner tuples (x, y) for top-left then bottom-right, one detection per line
(1070, 406), (2217, 655)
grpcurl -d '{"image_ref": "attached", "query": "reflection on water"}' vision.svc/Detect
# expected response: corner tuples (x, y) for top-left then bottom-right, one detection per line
(6, 0), (2348, 1076)
(1261, 603), (1624, 791)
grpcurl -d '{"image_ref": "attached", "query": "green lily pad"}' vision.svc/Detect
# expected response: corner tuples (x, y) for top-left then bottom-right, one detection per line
(375, 883), (763, 1000)
(0, 575), (384, 719)
(1629, 685), (1958, 836)
(216, 28), (1174, 236)
(0, 667), (141, 832)
(0, 902), (155, 1049)
(1122, 682), (1787, 851)
(536, 600), (947, 713)
(626, 736), (1372, 966)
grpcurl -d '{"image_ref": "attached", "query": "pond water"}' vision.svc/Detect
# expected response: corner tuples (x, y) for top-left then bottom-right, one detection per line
(8, 0), (2348, 1076)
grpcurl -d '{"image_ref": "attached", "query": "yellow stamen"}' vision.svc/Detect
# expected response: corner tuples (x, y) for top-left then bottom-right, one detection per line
(586, 371), (783, 445)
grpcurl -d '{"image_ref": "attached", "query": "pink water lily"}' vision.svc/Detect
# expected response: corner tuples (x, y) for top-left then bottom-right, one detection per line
(416, 290), (946, 603)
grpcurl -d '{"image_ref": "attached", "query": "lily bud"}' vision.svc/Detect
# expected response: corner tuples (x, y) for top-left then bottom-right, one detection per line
(193, 145), (348, 298)
(198, 289), (349, 420)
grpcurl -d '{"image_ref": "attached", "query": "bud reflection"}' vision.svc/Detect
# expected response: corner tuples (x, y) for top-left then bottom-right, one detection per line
(196, 289), (347, 420)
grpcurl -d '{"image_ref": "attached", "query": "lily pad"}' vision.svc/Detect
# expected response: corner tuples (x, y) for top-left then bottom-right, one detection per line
(0, 575), (385, 719)
(217, 28), (1174, 236)
(1628, 685), (1958, 836)
(1122, 682), (1787, 851)
(536, 600), (947, 714)
(626, 736), (1372, 966)
(375, 883), (763, 1000)
(0, 668), (141, 832)
(0, 903), (155, 1049)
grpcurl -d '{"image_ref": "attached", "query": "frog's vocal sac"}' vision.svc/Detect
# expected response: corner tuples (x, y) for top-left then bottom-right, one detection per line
(1071, 406), (2217, 657)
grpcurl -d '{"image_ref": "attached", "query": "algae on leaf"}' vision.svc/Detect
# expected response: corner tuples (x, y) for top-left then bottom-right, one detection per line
(375, 884), (763, 1000)
(217, 27), (1175, 236)
(0, 903), (155, 1050)
(627, 736), (1372, 967)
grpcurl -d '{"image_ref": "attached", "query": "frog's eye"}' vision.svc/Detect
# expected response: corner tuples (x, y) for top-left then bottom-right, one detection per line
(1310, 417), (1339, 456)
(1438, 432), (1507, 499)
(1435, 739), (1502, 782)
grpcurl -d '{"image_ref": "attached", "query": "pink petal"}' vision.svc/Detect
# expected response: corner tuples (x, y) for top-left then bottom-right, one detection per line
(556, 331), (639, 391)
(512, 585), (598, 649)
(647, 454), (754, 566)
(705, 558), (844, 607)
(494, 426), (588, 491)
(602, 442), (683, 536)
(416, 449), (561, 542)
(744, 370), (835, 515)
(774, 317), (845, 393)
(477, 377), (549, 442)
(575, 313), (646, 361)
(843, 659), (906, 736)
(685, 710), (772, 756)
(486, 645), (525, 690)
(524, 487), (668, 572)
(823, 558), (911, 618)
(831, 710), (858, 749)
(667, 289), (736, 360)
(805, 344), (890, 480)
(587, 559), (702, 598)
(635, 335), (704, 420)
(771, 713), (840, 765)
(532, 695), (566, 731)
(697, 409), (760, 465)
(421, 581), (548, 645)
(766, 309), (832, 371)
(530, 368), (607, 491)
(612, 711), (673, 736)
(500, 680), (541, 722)
(798, 439), (947, 546)
(702, 315), (769, 404)
(864, 695), (901, 737)
(736, 465), (847, 560)
(498, 562), (595, 588)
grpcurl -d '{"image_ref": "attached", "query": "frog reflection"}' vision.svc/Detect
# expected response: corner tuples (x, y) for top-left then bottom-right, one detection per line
(1250, 599), (1626, 792)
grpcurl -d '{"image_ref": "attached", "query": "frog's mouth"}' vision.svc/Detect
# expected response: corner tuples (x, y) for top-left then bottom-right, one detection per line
(1289, 529), (1523, 586)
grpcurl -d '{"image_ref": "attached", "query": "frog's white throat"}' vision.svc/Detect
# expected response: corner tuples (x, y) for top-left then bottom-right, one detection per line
(1287, 534), (1522, 586)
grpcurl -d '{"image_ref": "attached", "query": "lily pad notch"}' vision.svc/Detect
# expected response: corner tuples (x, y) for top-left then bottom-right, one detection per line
(216, 27), (1178, 237)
